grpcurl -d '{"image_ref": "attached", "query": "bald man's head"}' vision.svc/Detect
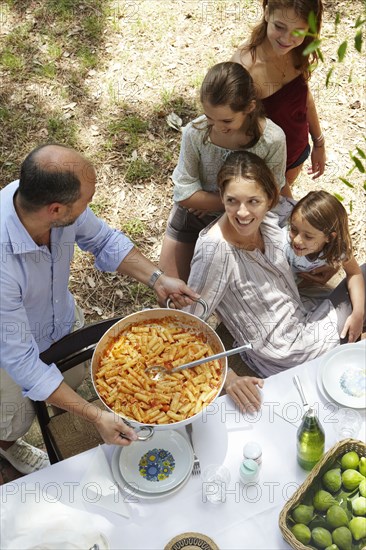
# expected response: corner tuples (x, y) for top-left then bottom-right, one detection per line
(18, 144), (94, 212)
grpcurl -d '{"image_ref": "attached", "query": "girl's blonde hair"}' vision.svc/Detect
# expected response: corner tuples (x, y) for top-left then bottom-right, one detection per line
(199, 62), (264, 145)
(241, 0), (323, 79)
(290, 190), (352, 266)
(217, 150), (279, 210)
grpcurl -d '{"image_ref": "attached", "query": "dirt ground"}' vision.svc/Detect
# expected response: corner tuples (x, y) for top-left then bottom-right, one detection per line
(0, 0), (365, 482)
(1, 0), (365, 323)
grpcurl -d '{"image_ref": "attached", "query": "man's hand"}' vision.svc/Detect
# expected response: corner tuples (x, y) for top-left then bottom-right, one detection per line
(93, 410), (138, 446)
(154, 274), (199, 309)
(298, 264), (338, 286)
(224, 370), (264, 412)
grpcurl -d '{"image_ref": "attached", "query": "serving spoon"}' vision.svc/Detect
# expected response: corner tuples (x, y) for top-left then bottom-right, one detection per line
(145, 342), (252, 381)
(293, 375), (310, 413)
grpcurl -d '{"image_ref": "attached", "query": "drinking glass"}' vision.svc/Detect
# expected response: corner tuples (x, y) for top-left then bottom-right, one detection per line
(333, 407), (363, 440)
(201, 464), (231, 504)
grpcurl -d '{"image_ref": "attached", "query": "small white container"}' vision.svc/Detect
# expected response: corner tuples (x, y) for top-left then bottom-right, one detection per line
(243, 441), (262, 465)
(239, 459), (259, 485)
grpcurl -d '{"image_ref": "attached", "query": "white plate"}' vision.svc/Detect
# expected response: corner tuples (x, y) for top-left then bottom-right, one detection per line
(111, 446), (192, 500)
(119, 430), (194, 494)
(320, 345), (366, 409)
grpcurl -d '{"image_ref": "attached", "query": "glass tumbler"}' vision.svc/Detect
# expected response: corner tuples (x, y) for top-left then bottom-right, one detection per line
(333, 407), (363, 440)
(201, 464), (231, 504)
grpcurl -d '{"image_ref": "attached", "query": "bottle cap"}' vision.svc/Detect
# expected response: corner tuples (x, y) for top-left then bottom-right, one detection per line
(239, 459), (259, 484)
(243, 441), (262, 465)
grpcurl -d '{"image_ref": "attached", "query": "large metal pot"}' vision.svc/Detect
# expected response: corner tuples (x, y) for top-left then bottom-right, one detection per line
(91, 302), (227, 434)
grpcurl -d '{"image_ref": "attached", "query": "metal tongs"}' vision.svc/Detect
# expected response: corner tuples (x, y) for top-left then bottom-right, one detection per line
(145, 343), (252, 381)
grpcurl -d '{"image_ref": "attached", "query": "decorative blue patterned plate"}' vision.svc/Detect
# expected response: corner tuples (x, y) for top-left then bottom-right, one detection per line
(321, 344), (366, 409)
(119, 430), (194, 494)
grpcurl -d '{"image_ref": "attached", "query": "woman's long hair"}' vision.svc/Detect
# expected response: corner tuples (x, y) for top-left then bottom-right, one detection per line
(241, 0), (323, 79)
(198, 62), (264, 146)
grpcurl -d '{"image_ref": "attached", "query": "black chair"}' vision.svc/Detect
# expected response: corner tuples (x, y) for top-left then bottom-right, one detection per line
(36, 317), (122, 464)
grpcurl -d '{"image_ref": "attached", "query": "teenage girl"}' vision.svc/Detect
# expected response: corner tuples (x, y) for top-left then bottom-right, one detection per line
(284, 190), (365, 341)
(159, 61), (293, 281)
(232, 0), (325, 184)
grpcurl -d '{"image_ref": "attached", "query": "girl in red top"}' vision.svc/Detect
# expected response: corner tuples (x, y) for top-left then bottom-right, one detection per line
(232, 0), (325, 185)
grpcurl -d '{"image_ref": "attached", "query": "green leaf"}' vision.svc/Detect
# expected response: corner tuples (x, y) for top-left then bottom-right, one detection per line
(308, 10), (317, 33)
(337, 41), (348, 62)
(348, 68), (353, 83)
(292, 29), (308, 37)
(333, 192), (344, 202)
(351, 155), (365, 173)
(339, 177), (354, 188)
(355, 30), (363, 53)
(317, 48), (324, 62)
(363, 181), (366, 192)
(356, 146), (366, 159)
(355, 16), (366, 28)
(335, 12), (341, 28)
(303, 39), (321, 56)
(325, 67), (333, 87)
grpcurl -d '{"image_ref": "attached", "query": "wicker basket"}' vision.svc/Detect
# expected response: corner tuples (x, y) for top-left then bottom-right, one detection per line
(279, 438), (366, 550)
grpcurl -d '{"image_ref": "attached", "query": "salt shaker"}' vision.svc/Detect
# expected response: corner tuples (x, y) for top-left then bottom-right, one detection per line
(239, 458), (259, 485)
(243, 441), (262, 466)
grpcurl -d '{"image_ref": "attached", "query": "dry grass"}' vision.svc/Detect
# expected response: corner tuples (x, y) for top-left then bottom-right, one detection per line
(1, 0), (365, 323)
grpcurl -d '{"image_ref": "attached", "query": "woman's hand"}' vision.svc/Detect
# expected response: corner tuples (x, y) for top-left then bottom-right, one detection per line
(341, 311), (364, 343)
(308, 145), (326, 179)
(154, 274), (199, 309)
(224, 370), (264, 412)
(94, 410), (138, 446)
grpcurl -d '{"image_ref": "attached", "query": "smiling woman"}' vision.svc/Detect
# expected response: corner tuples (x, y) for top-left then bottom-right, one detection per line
(231, 0), (325, 184)
(185, 150), (366, 411)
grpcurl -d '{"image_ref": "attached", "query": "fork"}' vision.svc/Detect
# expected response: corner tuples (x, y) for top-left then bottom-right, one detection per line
(186, 423), (201, 476)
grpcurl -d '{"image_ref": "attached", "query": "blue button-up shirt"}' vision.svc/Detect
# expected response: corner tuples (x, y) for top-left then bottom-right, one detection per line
(0, 181), (134, 400)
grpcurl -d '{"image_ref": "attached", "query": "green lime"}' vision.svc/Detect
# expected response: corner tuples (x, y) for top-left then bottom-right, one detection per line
(326, 505), (348, 529)
(349, 517), (366, 541)
(292, 504), (314, 525)
(311, 526), (332, 548)
(340, 451), (360, 470)
(359, 456), (366, 476)
(313, 490), (337, 512)
(291, 523), (311, 545)
(341, 469), (364, 490)
(352, 496), (366, 516)
(322, 468), (342, 493)
(332, 526), (352, 550)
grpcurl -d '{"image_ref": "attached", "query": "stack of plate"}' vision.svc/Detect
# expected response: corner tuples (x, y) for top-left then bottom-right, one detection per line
(111, 430), (194, 500)
(317, 342), (366, 409)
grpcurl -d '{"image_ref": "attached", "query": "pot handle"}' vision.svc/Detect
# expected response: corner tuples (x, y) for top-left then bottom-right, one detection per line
(120, 420), (154, 442)
(166, 297), (208, 319)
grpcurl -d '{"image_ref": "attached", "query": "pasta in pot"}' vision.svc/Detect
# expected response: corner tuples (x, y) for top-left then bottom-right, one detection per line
(95, 318), (224, 425)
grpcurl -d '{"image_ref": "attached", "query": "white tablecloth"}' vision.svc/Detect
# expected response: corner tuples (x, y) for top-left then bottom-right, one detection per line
(1, 342), (365, 549)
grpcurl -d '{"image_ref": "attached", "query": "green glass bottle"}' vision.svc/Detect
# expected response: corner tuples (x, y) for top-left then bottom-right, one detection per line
(297, 407), (325, 470)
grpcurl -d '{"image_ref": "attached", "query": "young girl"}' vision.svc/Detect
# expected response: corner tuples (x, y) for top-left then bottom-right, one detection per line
(284, 190), (365, 340)
(159, 61), (293, 281)
(232, 0), (325, 184)
(185, 151), (365, 411)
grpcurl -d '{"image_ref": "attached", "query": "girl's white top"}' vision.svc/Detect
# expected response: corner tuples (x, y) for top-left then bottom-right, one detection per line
(172, 115), (287, 203)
